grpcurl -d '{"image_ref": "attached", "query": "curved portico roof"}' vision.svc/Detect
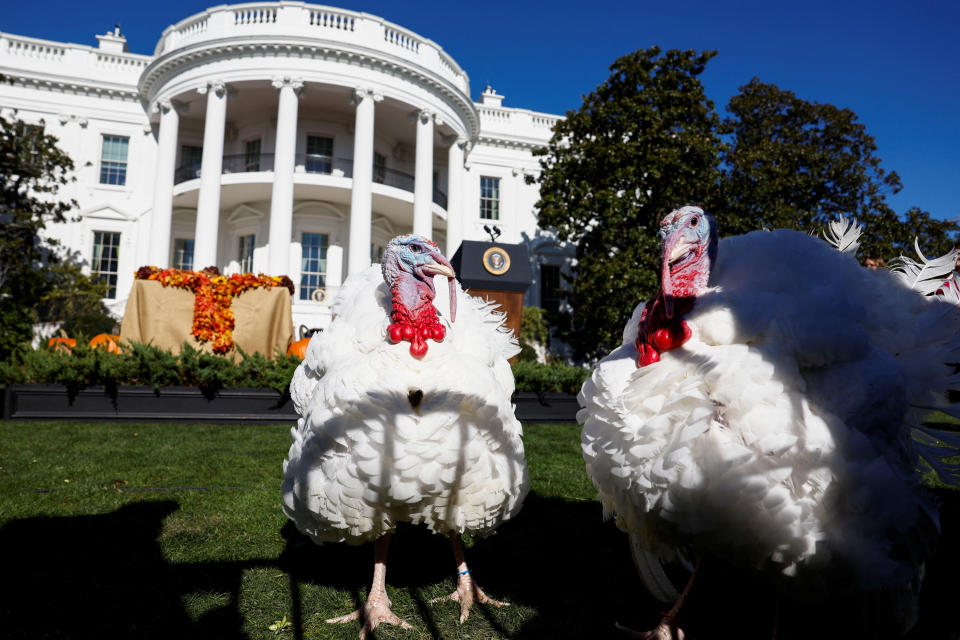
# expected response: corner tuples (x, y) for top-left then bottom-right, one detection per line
(139, 3), (478, 140)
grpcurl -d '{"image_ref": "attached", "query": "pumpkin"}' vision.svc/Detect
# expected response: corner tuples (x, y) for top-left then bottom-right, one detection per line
(287, 337), (311, 359)
(89, 333), (122, 354)
(47, 337), (76, 353)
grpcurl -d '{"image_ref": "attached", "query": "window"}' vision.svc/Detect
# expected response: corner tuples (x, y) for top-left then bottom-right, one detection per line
(300, 232), (329, 301)
(99, 135), (129, 185)
(306, 136), (333, 174)
(540, 263), (562, 313)
(373, 152), (386, 184)
(180, 145), (203, 180)
(371, 243), (385, 265)
(91, 231), (121, 298)
(238, 234), (255, 273)
(173, 238), (194, 271)
(480, 176), (500, 220)
(244, 139), (261, 171)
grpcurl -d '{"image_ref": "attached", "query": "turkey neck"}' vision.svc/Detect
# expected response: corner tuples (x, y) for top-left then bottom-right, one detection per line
(390, 272), (440, 324)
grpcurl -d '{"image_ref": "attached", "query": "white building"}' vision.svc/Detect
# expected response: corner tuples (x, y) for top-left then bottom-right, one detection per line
(0, 2), (570, 330)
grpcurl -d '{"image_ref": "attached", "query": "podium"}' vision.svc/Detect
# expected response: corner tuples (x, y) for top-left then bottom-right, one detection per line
(451, 241), (532, 344)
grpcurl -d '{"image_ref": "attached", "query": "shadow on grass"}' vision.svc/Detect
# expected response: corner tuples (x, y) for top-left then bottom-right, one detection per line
(0, 490), (958, 640)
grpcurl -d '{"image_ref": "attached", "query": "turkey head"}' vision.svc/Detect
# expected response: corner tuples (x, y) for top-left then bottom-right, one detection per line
(635, 205), (717, 367)
(381, 234), (457, 358)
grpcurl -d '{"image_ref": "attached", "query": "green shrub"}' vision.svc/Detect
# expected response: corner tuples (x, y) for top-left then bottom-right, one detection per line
(0, 341), (298, 394)
(511, 360), (589, 394)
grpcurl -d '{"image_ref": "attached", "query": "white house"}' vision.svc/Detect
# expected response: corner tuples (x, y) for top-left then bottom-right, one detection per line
(0, 2), (572, 331)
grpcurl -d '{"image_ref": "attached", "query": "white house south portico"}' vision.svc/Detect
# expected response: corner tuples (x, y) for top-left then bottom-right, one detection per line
(0, 2), (569, 332)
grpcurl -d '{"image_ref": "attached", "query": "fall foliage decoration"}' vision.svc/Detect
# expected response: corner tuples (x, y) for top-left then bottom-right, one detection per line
(89, 333), (122, 353)
(136, 266), (295, 354)
(47, 337), (76, 353)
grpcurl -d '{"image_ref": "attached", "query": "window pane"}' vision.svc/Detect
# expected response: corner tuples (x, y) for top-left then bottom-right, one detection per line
(173, 238), (194, 271)
(100, 135), (129, 186)
(244, 139), (261, 171)
(300, 232), (329, 300)
(373, 152), (386, 184)
(540, 263), (562, 313)
(91, 231), (121, 298)
(306, 136), (333, 174)
(238, 234), (255, 273)
(480, 176), (500, 220)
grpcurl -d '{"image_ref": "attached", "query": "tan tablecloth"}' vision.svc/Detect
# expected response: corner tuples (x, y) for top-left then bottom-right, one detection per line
(120, 280), (294, 359)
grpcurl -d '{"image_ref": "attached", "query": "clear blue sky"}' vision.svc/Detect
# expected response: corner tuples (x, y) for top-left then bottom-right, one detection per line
(3, 0), (957, 221)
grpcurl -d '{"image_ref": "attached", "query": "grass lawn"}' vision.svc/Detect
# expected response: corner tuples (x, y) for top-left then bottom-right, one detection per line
(1, 420), (959, 639)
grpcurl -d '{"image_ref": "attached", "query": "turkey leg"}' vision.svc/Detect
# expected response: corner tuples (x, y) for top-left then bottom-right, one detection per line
(615, 558), (701, 640)
(326, 533), (411, 639)
(430, 531), (508, 623)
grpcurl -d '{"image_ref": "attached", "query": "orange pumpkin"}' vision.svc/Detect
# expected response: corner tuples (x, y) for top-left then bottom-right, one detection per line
(287, 337), (311, 359)
(89, 333), (122, 354)
(47, 337), (76, 353)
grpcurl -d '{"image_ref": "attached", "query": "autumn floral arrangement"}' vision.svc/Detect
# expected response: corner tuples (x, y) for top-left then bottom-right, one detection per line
(136, 266), (295, 354)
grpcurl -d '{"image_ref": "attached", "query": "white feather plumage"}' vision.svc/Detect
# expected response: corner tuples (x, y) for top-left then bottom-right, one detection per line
(283, 265), (528, 544)
(581, 227), (960, 628)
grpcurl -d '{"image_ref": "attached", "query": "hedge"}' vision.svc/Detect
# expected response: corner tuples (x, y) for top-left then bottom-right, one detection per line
(1, 341), (590, 396)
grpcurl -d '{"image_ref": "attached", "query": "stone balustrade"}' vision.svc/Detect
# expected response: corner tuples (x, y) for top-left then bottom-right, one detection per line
(154, 2), (469, 94)
(0, 32), (149, 88)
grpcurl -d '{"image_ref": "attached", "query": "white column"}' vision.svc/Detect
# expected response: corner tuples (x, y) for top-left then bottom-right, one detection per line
(347, 88), (382, 275)
(413, 110), (434, 238)
(268, 77), (304, 276)
(148, 99), (180, 267)
(444, 137), (467, 257)
(193, 80), (228, 269)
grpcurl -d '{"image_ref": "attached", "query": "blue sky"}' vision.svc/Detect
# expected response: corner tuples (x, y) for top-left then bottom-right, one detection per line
(3, 0), (958, 221)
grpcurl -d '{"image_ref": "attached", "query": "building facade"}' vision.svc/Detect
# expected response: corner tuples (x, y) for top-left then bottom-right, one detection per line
(0, 3), (570, 330)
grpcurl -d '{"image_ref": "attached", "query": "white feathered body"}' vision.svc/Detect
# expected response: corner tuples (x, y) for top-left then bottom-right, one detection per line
(283, 265), (528, 545)
(581, 229), (960, 603)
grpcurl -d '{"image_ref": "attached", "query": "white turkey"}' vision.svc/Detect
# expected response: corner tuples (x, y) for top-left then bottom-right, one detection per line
(579, 206), (960, 639)
(282, 233), (528, 638)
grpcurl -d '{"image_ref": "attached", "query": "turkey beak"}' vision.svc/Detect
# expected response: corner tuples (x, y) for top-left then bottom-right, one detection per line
(427, 253), (457, 323)
(661, 238), (680, 320)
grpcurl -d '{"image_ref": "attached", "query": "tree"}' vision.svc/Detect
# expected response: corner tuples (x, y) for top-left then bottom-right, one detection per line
(531, 47), (725, 361)
(0, 110), (111, 359)
(721, 78), (958, 258)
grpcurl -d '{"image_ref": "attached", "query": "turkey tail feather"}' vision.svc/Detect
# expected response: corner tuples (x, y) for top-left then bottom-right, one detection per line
(912, 424), (960, 486)
(822, 217), (863, 255)
(890, 239), (960, 296)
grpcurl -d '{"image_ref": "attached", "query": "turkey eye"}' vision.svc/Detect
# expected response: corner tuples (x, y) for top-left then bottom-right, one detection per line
(410, 244), (422, 253)
(690, 217), (700, 228)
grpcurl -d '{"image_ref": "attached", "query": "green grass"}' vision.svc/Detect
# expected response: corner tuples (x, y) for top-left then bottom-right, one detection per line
(1, 420), (959, 639)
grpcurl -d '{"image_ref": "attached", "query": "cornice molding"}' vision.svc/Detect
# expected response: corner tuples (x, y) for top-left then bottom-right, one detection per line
(475, 134), (550, 151)
(4, 73), (140, 102)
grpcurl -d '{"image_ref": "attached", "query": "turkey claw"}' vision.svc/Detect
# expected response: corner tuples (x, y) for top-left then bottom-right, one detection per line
(326, 600), (411, 639)
(431, 583), (508, 623)
(615, 620), (684, 640)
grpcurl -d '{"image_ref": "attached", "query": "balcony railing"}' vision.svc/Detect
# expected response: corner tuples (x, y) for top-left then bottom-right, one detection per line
(173, 153), (448, 208)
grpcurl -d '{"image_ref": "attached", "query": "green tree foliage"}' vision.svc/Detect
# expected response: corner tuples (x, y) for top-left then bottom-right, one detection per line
(720, 78), (904, 237)
(0, 110), (113, 358)
(532, 47), (724, 361)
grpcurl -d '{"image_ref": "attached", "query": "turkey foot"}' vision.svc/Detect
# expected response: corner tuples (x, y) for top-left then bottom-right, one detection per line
(615, 558), (700, 640)
(326, 534), (411, 639)
(614, 619), (684, 640)
(430, 532), (508, 623)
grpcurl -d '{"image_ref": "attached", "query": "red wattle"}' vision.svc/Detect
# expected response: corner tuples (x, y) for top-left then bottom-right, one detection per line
(637, 343), (660, 367)
(401, 325), (415, 341)
(650, 321), (692, 352)
(388, 324), (403, 344)
(410, 339), (428, 358)
(432, 324), (445, 341)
